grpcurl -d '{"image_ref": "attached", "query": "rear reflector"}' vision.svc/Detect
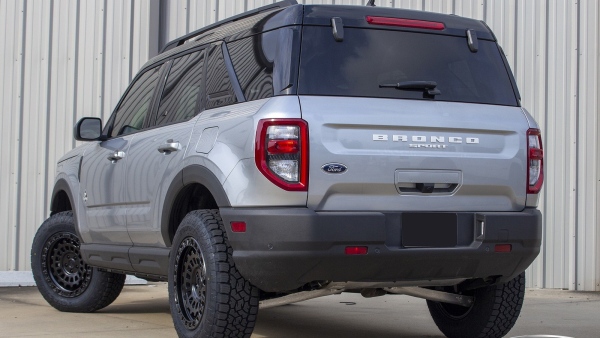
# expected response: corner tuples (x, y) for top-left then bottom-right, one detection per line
(366, 16), (445, 30)
(230, 222), (246, 233)
(345, 246), (368, 255)
(494, 244), (512, 253)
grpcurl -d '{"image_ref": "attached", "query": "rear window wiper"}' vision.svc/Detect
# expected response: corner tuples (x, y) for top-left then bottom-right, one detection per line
(379, 81), (441, 96)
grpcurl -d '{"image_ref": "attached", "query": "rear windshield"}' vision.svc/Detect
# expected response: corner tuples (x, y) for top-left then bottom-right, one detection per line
(298, 27), (518, 106)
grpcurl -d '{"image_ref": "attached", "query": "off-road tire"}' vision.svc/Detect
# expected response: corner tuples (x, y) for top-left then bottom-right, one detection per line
(426, 272), (525, 338)
(31, 211), (126, 312)
(169, 209), (259, 338)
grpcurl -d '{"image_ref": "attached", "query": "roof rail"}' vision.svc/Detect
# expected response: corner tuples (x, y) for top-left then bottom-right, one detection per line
(160, 0), (299, 53)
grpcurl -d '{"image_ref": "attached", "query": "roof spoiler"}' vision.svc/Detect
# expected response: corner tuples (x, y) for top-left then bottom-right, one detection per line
(160, 0), (298, 53)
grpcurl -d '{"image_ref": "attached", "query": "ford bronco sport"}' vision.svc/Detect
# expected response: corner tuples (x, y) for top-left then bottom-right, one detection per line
(31, 1), (543, 337)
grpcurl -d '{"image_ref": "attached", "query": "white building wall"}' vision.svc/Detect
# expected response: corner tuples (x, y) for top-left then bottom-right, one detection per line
(0, 0), (598, 291)
(0, 0), (160, 272)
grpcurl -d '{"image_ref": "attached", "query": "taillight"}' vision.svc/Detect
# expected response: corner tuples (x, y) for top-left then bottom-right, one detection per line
(255, 119), (308, 191)
(527, 128), (544, 194)
(366, 16), (445, 30)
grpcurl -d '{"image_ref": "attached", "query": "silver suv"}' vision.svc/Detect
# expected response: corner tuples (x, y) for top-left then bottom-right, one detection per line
(31, 2), (544, 338)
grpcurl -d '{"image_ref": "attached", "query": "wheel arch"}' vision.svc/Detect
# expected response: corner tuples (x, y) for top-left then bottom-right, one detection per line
(49, 179), (84, 240)
(161, 165), (231, 246)
(50, 179), (74, 215)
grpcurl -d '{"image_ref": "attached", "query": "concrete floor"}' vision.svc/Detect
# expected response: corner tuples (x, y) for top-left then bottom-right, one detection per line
(1, 284), (598, 338)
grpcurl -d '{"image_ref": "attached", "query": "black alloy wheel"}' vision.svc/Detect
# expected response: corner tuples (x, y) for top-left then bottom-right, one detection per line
(42, 231), (92, 297)
(174, 237), (208, 330)
(31, 211), (126, 312)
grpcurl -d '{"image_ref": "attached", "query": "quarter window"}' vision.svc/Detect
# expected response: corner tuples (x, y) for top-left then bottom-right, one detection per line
(227, 36), (273, 101)
(205, 44), (237, 109)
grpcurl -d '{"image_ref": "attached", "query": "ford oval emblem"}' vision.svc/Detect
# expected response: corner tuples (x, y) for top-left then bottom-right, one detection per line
(321, 163), (348, 174)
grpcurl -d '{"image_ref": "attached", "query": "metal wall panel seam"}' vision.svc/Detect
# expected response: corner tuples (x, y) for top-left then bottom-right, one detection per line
(597, 0), (600, 291)
(13, 0), (28, 270)
(573, 0), (581, 290)
(100, 0), (108, 123)
(567, 0), (579, 291)
(23, 0), (53, 270)
(42, 0), (55, 235)
(577, 0), (599, 291)
(540, 0), (551, 289)
(0, 0), (25, 270)
(129, 0), (135, 82)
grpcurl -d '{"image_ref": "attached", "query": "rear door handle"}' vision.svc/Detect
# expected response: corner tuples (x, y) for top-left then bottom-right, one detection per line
(107, 151), (125, 163)
(158, 140), (181, 154)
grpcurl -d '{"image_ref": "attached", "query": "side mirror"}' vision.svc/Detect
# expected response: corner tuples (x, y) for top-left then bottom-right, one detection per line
(74, 117), (104, 141)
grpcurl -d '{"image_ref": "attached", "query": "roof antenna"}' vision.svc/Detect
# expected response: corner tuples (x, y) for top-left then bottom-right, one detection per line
(366, 0), (376, 6)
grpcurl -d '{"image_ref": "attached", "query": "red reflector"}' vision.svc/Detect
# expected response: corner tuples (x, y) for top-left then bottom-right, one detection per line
(345, 246), (368, 255)
(267, 139), (299, 154)
(366, 16), (445, 30)
(230, 222), (246, 233)
(494, 244), (512, 253)
(529, 148), (543, 160)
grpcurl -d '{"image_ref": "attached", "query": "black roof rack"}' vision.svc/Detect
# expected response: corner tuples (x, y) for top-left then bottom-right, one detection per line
(160, 0), (298, 53)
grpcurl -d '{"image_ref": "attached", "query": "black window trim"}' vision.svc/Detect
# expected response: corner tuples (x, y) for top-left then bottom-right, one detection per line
(149, 47), (209, 129)
(147, 60), (174, 128)
(221, 42), (246, 103)
(203, 42), (240, 110)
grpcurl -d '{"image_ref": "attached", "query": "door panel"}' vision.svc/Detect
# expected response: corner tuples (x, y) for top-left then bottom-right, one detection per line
(125, 122), (195, 246)
(80, 137), (133, 244)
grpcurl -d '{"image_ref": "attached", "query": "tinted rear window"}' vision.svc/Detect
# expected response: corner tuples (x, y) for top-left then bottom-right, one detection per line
(298, 27), (518, 106)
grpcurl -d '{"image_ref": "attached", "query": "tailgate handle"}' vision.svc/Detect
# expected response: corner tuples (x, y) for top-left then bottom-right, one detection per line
(416, 183), (435, 194)
(395, 170), (461, 194)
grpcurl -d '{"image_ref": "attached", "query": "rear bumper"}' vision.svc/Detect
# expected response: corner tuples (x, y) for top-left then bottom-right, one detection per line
(220, 208), (542, 292)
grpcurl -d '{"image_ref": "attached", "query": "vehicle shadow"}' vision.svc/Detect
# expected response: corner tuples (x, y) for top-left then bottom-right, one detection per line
(100, 297), (171, 314)
(253, 303), (444, 338)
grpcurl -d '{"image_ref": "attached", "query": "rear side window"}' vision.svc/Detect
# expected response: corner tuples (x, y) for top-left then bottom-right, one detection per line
(156, 50), (205, 126)
(227, 36), (273, 101)
(110, 66), (161, 138)
(205, 44), (237, 109)
(298, 27), (518, 106)
(227, 27), (301, 101)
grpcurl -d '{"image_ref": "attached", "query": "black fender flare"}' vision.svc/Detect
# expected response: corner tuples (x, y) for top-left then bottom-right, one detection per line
(161, 165), (231, 246)
(50, 178), (82, 239)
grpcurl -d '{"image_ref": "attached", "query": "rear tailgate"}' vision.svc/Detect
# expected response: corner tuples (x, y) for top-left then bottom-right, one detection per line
(301, 96), (529, 212)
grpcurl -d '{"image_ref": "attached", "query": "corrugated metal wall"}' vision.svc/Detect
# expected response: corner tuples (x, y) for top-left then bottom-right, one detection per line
(0, 0), (160, 271)
(0, 0), (598, 291)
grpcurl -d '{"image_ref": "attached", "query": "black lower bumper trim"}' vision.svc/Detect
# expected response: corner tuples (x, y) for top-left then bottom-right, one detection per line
(220, 208), (542, 292)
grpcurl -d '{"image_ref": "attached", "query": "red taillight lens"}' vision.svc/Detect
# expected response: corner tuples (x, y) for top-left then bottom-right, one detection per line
(527, 128), (544, 194)
(366, 16), (445, 30)
(255, 119), (308, 191)
(267, 139), (299, 154)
